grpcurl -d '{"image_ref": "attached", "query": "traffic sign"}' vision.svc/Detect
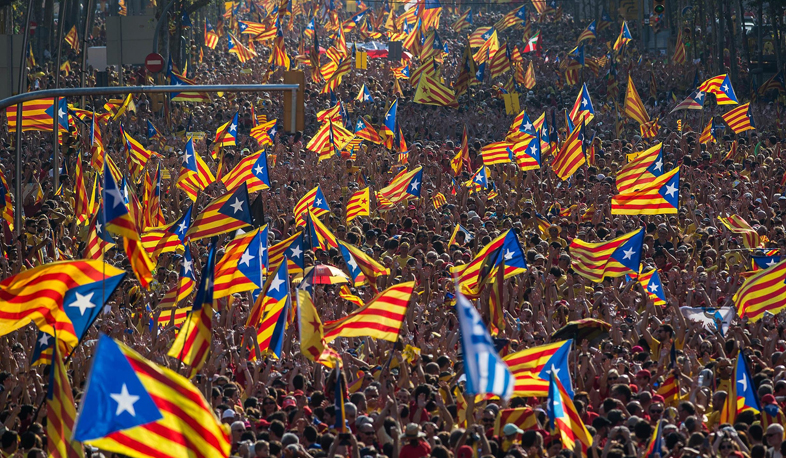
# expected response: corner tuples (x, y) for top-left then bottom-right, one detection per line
(145, 53), (164, 73)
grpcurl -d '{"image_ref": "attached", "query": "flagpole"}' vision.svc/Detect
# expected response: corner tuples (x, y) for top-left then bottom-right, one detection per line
(53, 0), (68, 195)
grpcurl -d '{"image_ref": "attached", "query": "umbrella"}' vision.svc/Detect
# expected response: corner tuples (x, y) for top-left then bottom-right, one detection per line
(551, 318), (611, 345)
(298, 265), (351, 285)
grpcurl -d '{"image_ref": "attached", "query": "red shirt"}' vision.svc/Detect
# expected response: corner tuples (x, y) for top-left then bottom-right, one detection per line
(399, 440), (431, 458)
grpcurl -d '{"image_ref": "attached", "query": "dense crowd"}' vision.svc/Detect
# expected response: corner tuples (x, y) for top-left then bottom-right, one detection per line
(2, 2), (786, 458)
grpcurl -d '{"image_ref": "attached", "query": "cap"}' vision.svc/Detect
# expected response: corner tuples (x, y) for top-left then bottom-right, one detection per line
(282, 398), (297, 408)
(222, 409), (236, 419)
(636, 370), (651, 379)
(503, 423), (525, 436)
(293, 390), (305, 397)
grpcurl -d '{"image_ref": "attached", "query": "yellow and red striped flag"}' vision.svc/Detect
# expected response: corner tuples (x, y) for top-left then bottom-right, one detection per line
(504, 340), (572, 397)
(548, 375), (593, 454)
(213, 227), (267, 299)
(64, 25), (79, 49)
(185, 183), (253, 241)
(657, 371), (680, 407)
(346, 187), (371, 223)
(481, 141), (514, 165)
(523, 61), (536, 89)
(47, 337), (81, 458)
(294, 185), (330, 226)
(337, 241), (390, 291)
(569, 228), (643, 283)
(698, 74), (739, 105)
(432, 192), (447, 209)
(157, 248), (197, 311)
(168, 243), (216, 375)
(0, 168), (13, 232)
(623, 75), (650, 126)
(228, 32), (257, 62)
(204, 20), (219, 48)
(6, 98), (61, 132)
(551, 122), (585, 180)
(719, 215), (761, 249)
(177, 138), (216, 201)
(612, 167), (680, 215)
(0, 260), (125, 348)
(247, 259), (290, 357)
(268, 232), (305, 274)
(73, 335), (231, 458)
(375, 166), (423, 208)
(722, 103), (755, 134)
(451, 126), (469, 176)
(413, 74), (458, 108)
(672, 29), (686, 64)
(297, 287), (325, 362)
(616, 143), (664, 193)
(494, 408), (538, 436)
(323, 281), (414, 342)
(453, 229), (526, 298)
(222, 149), (271, 193)
(699, 119), (715, 144)
(735, 258), (786, 321)
(120, 123), (157, 172)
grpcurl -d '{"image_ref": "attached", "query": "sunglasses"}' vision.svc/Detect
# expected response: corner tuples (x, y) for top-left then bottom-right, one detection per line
(720, 446), (733, 451)
(649, 409), (663, 414)
(608, 376), (619, 381)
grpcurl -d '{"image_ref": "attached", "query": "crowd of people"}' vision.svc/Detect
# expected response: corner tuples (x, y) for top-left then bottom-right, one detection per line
(3, 2), (786, 458)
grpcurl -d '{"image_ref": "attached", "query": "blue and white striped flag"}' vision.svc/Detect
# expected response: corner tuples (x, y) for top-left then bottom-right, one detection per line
(456, 290), (514, 400)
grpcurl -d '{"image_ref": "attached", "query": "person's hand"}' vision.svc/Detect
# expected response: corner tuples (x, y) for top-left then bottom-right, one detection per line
(416, 393), (427, 408)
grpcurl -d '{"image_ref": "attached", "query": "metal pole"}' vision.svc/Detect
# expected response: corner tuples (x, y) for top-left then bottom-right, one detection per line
(117, 16), (123, 86)
(53, 0), (68, 195)
(1, 84), (300, 233)
(80, 0), (95, 108)
(290, 88), (297, 133)
(152, 0), (177, 53)
(14, 0), (35, 236)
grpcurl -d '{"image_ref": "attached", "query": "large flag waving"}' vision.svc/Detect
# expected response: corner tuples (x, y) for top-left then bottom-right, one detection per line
(734, 258), (786, 321)
(167, 241), (217, 375)
(698, 74), (738, 105)
(504, 340), (573, 398)
(547, 373), (593, 453)
(455, 290), (514, 400)
(612, 167), (680, 215)
(323, 281), (414, 342)
(73, 334), (231, 458)
(569, 228), (644, 283)
(185, 183), (253, 241)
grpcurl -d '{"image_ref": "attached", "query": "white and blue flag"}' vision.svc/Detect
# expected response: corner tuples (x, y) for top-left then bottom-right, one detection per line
(456, 290), (514, 400)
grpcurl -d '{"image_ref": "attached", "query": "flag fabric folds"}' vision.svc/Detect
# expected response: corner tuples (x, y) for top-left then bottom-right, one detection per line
(612, 167), (680, 215)
(47, 337), (82, 458)
(455, 290), (514, 400)
(504, 340), (574, 397)
(624, 75), (651, 126)
(547, 373), (592, 454)
(72, 334), (231, 458)
(722, 103), (755, 133)
(346, 187), (371, 222)
(734, 258), (786, 321)
(185, 183), (253, 241)
(247, 259), (291, 357)
(718, 215), (761, 249)
(569, 228), (644, 283)
(323, 281), (414, 342)
(167, 241), (217, 374)
(698, 74), (739, 105)
(221, 150), (271, 192)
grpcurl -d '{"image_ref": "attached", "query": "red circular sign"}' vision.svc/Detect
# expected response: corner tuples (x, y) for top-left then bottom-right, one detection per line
(145, 53), (164, 73)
